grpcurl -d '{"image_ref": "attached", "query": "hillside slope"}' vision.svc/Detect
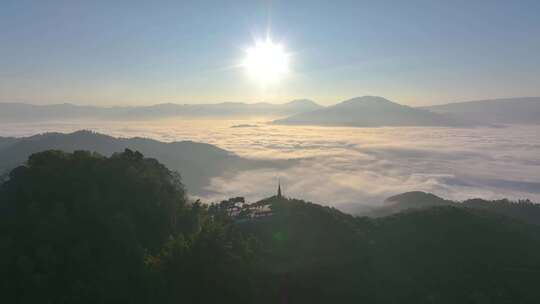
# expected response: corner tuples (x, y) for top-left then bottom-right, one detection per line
(0, 130), (290, 195)
(237, 195), (540, 303)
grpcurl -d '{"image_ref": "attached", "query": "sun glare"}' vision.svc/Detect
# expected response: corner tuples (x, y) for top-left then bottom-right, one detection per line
(242, 38), (289, 85)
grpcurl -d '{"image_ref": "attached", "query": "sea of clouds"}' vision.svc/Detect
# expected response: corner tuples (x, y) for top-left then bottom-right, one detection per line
(1, 118), (539, 214)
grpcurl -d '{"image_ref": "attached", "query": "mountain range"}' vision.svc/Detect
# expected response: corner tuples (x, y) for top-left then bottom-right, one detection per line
(273, 96), (540, 127)
(0, 99), (322, 122)
(2, 96), (539, 127)
(273, 96), (468, 127)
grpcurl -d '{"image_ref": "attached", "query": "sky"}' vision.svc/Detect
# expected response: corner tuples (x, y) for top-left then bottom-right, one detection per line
(1, 0), (539, 106)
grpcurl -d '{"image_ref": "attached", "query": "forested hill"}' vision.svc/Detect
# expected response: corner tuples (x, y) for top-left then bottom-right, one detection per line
(0, 150), (258, 303)
(0, 130), (292, 195)
(234, 196), (540, 303)
(2, 151), (540, 303)
(368, 191), (540, 225)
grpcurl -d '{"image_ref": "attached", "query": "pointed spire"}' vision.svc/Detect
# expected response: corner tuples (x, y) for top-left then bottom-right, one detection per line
(277, 178), (282, 198)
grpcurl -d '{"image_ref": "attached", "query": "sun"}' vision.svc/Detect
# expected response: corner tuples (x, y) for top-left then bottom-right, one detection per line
(242, 38), (290, 85)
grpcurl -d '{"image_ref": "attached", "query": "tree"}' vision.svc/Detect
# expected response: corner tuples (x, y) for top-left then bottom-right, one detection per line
(0, 149), (187, 303)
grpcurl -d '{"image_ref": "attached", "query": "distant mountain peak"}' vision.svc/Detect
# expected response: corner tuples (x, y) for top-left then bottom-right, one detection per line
(337, 96), (398, 108)
(343, 96), (393, 103)
(385, 191), (447, 204)
(273, 96), (463, 127)
(285, 99), (319, 106)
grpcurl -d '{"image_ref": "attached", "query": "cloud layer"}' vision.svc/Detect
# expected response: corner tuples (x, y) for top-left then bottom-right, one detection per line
(2, 118), (539, 213)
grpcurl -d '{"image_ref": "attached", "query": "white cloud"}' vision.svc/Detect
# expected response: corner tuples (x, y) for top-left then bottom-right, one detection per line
(3, 119), (539, 214)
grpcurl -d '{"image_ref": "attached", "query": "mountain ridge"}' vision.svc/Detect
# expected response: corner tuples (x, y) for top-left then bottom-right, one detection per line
(273, 96), (467, 127)
(364, 191), (540, 225)
(0, 130), (293, 195)
(0, 100), (323, 122)
(3, 96), (539, 126)
(423, 97), (540, 125)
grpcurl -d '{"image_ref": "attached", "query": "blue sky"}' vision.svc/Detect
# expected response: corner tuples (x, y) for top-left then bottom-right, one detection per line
(1, 0), (539, 106)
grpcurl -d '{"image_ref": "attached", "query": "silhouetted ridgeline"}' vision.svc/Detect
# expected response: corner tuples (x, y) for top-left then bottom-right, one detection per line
(3, 96), (539, 126)
(367, 191), (540, 225)
(274, 96), (540, 127)
(2, 151), (540, 303)
(424, 97), (540, 125)
(0, 130), (294, 195)
(273, 96), (470, 127)
(0, 99), (322, 122)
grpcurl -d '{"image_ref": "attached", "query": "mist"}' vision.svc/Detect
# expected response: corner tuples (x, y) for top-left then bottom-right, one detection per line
(2, 118), (538, 214)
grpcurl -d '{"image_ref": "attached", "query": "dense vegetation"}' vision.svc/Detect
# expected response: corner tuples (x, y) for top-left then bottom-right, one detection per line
(238, 198), (540, 303)
(2, 150), (540, 303)
(0, 150), (257, 303)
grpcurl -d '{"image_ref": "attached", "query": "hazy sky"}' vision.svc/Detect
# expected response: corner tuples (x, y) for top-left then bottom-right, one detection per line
(1, 0), (539, 106)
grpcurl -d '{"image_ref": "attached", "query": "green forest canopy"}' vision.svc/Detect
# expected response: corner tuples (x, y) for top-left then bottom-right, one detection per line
(2, 150), (540, 303)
